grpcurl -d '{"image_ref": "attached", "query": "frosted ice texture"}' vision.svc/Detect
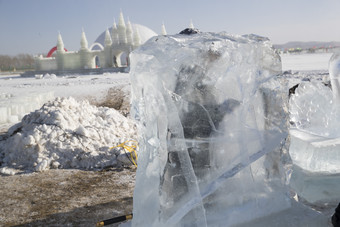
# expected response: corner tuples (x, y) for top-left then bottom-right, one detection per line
(289, 82), (333, 137)
(288, 53), (340, 205)
(289, 53), (340, 173)
(130, 32), (290, 226)
(289, 52), (340, 136)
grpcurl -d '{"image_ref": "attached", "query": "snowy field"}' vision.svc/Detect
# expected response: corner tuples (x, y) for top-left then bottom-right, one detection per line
(0, 72), (130, 99)
(0, 72), (130, 130)
(281, 52), (333, 71)
(0, 52), (337, 226)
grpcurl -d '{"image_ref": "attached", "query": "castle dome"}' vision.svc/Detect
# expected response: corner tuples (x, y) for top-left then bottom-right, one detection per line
(94, 23), (157, 48)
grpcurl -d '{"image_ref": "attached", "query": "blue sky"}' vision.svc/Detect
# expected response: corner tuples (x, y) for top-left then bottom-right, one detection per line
(1, 0), (340, 55)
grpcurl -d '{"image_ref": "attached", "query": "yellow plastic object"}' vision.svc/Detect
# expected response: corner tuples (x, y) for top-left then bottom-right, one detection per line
(111, 140), (138, 167)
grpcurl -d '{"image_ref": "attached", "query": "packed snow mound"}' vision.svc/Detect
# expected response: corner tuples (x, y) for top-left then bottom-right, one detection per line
(130, 32), (296, 226)
(0, 97), (137, 173)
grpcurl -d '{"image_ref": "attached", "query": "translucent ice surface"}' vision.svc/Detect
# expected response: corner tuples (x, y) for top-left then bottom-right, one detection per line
(289, 82), (333, 137)
(130, 31), (292, 226)
(288, 53), (340, 205)
(289, 52), (340, 137)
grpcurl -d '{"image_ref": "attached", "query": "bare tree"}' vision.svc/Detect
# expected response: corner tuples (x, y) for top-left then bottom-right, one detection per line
(0, 54), (34, 71)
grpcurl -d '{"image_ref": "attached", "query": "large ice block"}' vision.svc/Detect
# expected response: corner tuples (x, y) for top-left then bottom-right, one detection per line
(288, 53), (340, 206)
(130, 31), (291, 226)
(289, 129), (340, 205)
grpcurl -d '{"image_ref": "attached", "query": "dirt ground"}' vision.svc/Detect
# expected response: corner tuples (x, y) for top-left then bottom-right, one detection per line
(0, 167), (135, 227)
(0, 88), (137, 226)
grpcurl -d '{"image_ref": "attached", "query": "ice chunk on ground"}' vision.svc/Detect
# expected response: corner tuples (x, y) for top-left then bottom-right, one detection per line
(288, 53), (340, 206)
(43, 73), (57, 79)
(130, 31), (293, 226)
(290, 161), (340, 206)
(289, 129), (340, 173)
(289, 129), (340, 205)
(0, 97), (137, 173)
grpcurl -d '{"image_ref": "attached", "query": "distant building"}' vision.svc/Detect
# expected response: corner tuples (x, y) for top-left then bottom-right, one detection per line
(35, 12), (158, 71)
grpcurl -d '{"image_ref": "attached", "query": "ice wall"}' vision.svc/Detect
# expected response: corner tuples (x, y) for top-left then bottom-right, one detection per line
(0, 92), (54, 125)
(130, 31), (290, 226)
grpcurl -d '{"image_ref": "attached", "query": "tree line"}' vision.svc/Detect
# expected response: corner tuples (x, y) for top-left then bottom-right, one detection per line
(0, 54), (35, 71)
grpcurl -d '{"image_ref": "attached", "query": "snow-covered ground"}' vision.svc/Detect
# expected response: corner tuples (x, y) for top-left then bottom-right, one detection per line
(0, 72), (129, 99)
(281, 52), (333, 71)
(0, 72), (130, 129)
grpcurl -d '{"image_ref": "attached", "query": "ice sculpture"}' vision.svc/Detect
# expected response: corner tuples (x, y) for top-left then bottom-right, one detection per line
(289, 53), (340, 205)
(129, 31), (296, 226)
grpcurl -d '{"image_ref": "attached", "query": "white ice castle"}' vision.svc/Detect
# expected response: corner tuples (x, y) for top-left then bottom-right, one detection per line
(34, 11), (160, 71)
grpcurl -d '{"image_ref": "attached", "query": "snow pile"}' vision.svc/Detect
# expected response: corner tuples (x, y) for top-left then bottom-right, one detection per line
(129, 31), (299, 226)
(43, 73), (57, 79)
(34, 73), (57, 79)
(0, 97), (137, 173)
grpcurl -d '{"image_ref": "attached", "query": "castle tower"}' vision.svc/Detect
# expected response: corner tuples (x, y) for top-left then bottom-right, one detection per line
(57, 32), (65, 53)
(79, 30), (91, 69)
(161, 23), (167, 35)
(118, 11), (127, 45)
(104, 28), (112, 47)
(80, 29), (89, 50)
(189, 20), (194, 29)
(56, 32), (65, 70)
(126, 19), (133, 46)
(111, 19), (119, 45)
(133, 27), (141, 47)
(104, 28), (113, 67)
